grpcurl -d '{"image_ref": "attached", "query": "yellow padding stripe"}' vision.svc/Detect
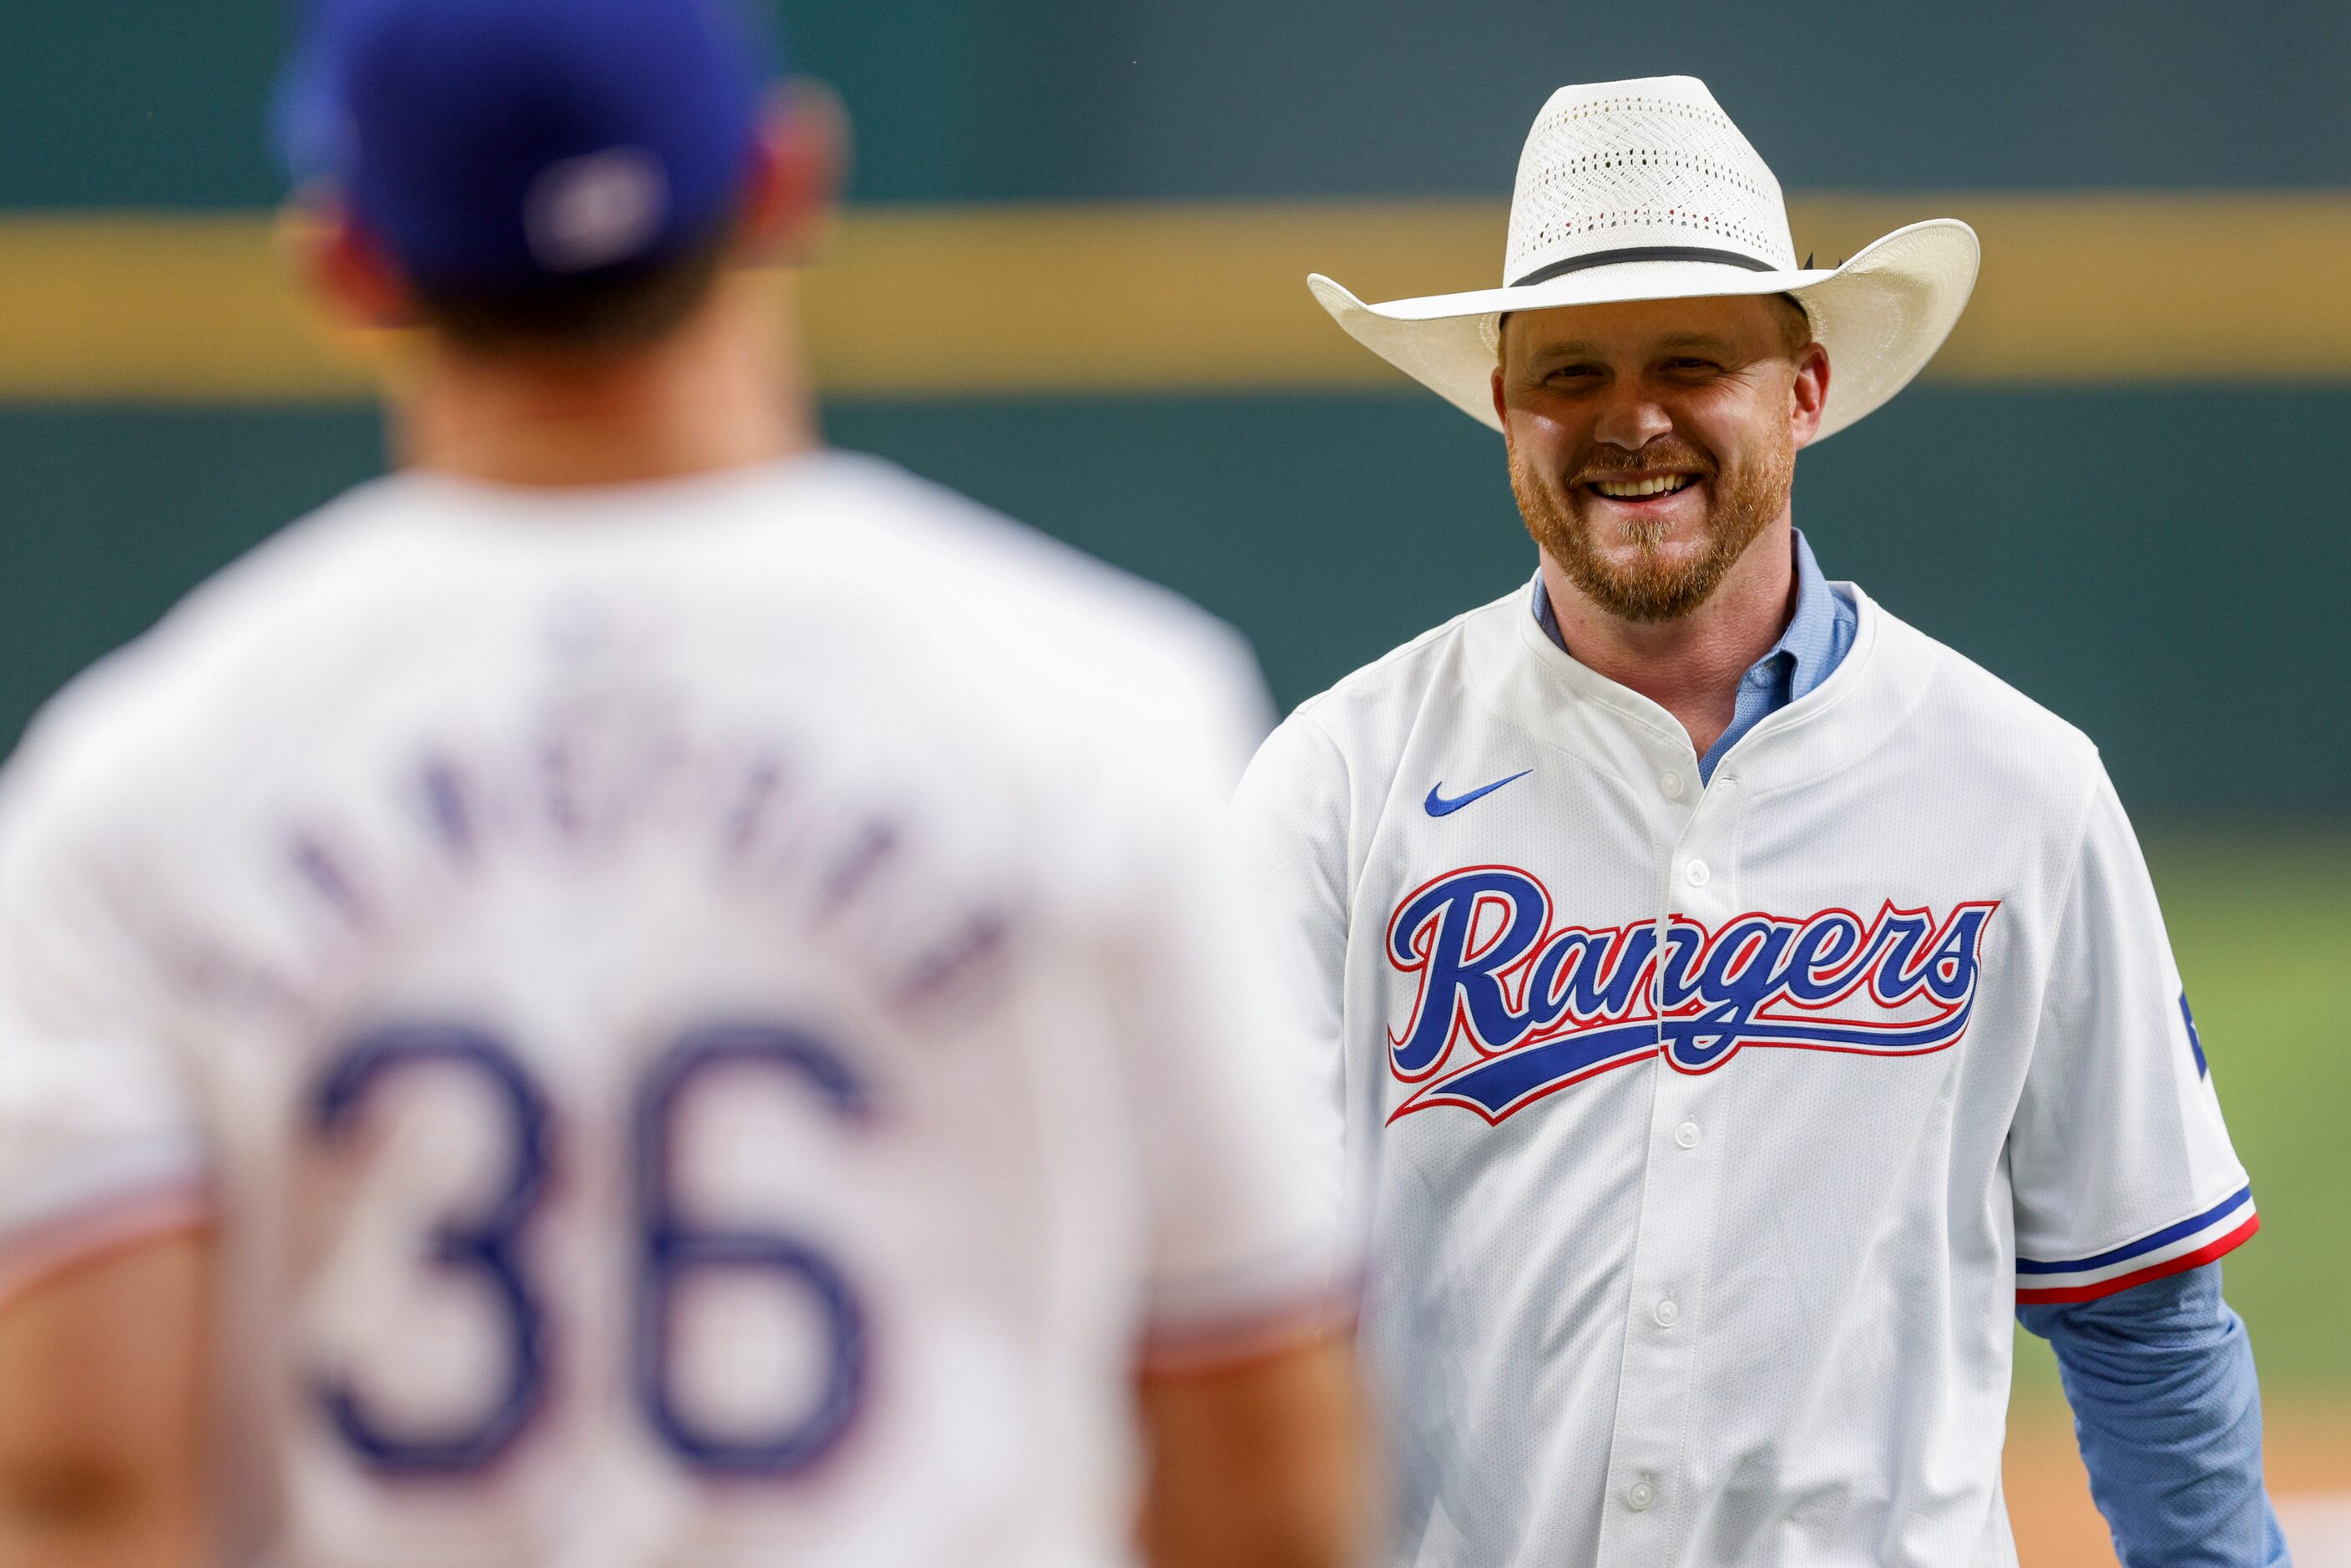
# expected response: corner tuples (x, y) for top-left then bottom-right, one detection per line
(0, 196), (2347, 402)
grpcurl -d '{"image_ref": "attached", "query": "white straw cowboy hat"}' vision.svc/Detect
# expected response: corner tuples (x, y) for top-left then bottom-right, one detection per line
(1311, 75), (1979, 441)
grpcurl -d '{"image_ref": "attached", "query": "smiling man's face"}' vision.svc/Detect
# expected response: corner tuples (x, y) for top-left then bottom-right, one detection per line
(1494, 293), (1829, 624)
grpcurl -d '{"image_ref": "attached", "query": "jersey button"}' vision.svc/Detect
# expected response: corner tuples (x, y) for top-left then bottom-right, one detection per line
(1627, 1479), (1656, 1511)
(1684, 858), (1711, 888)
(1674, 1120), (1701, 1150)
(1660, 770), (1686, 799)
(1654, 1297), (1680, 1328)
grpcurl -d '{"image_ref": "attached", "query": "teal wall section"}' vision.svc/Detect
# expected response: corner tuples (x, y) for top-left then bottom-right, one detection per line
(3, 389), (2345, 817)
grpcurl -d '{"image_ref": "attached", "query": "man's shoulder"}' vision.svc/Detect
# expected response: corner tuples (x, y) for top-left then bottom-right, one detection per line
(15, 482), (415, 744)
(25, 455), (1261, 771)
(811, 454), (1272, 789)
(821, 453), (1258, 695)
(1863, 594), (2106, 794)
(1236, 588), (1524, 839)
(1283, 586), (1526, 746)
(0, 483), (422, 869)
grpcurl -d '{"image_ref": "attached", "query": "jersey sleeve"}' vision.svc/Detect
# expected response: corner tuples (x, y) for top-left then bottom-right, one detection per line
(1092, 680), (1358, 1373)
(0, 721), (209, 1307)
(2008, 766), (2254, 1304)
(1228, 711), (1356, 1232)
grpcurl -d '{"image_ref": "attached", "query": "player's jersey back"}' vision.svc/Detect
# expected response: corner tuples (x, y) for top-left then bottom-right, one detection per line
(0, 454), (1337, 1568)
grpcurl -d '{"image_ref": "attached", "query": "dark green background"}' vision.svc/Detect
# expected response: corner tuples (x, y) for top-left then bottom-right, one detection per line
(2, 1), (2347, 819)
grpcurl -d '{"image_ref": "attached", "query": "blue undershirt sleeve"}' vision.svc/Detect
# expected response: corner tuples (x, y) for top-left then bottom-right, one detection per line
(2017, 1262), (2288, 1567)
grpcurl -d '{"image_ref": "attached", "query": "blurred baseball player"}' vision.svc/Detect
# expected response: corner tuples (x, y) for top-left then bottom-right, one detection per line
(0, 3), (1363, 1565)
(1236, 76), (2283, 1567)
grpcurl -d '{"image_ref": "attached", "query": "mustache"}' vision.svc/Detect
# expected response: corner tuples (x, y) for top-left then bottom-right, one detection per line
(1566, 438), (1717, 486)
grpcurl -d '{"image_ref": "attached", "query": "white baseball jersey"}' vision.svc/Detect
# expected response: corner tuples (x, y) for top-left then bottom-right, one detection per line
(0, 453), (1342, 1568)
(1233, 577), (2252, 1568)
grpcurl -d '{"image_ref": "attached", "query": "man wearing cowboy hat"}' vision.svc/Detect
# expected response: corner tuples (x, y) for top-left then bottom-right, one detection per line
(1236, 76), (2284, 1566)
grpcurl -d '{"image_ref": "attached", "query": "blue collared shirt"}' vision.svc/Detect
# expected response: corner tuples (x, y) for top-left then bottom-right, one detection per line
(1529, 530), (2281, 1565)
(1531, 528), (1859, 782)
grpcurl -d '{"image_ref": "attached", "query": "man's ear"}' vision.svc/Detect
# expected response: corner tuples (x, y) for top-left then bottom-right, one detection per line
(736, 78), (850, 267)
(1489, 314), (1512, 424)
(293, 199), (417, 332)
(1789, 339), (1831, 449)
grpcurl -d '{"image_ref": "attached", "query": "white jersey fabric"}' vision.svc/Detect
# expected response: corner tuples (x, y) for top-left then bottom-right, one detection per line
(0, 453), (1342, 1568)
(1233, 577), (2252, 1568)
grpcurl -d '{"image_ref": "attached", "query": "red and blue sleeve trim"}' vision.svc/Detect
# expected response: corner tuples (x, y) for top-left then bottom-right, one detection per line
(2016, 1185), (2257, 1304)
(0, 1178), (213, 1311)
(1139, 1265), (1363, 1378)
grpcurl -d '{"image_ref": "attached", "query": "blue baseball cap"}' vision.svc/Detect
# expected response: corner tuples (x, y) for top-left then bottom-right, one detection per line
(276, 0), (780, 291)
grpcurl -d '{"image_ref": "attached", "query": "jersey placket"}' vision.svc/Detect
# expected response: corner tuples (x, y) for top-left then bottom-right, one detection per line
(1595, 756), (1737, 1565)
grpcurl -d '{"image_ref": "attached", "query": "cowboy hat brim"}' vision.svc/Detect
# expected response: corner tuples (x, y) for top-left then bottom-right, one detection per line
(1308, 219), (1979, 442)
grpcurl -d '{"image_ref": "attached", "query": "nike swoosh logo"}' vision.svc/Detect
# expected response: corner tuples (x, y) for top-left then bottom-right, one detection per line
(1424, 770), (1533, 817)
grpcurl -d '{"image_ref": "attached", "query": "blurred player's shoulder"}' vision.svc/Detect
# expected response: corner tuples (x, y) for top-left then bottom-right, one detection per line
(776, 452), (1275, 782)
(1244, 586), (1523, 792)
(1862, 596), (2107, 814)
(1, 450), (1269, 837)
(0, 482), (410, 837)
(1287, 588), (1510, 725)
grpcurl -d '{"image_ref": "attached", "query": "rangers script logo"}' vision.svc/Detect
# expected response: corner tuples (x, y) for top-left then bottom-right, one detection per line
(1387, 866), (1998, 1124)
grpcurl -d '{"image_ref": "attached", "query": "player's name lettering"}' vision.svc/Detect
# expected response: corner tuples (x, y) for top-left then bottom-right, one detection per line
(1384, 866), (1998, 1123)
(249, 712), (1018, 1021)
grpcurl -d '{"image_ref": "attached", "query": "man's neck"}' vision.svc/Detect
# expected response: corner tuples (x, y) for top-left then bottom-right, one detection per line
(395, 274), (818, 488)
(1539, 518), (1798, 761)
